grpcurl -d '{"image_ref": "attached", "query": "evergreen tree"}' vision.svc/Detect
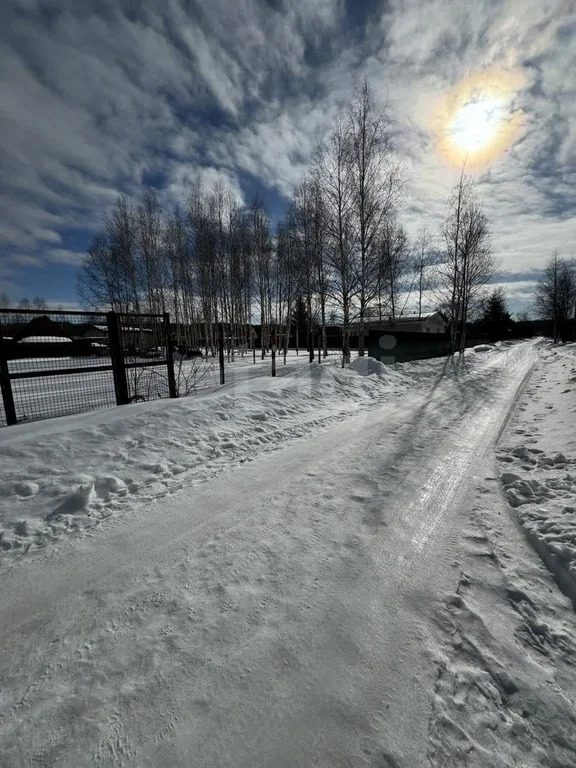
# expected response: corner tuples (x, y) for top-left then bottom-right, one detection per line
(479, 288), (512, 341)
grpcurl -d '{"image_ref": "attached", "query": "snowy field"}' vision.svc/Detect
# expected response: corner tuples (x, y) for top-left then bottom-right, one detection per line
(1, 349), (343, 426)
(1, 340), (576, 767)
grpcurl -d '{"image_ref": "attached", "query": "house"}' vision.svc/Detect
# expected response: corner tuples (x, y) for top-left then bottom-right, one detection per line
(12, 315), (73, 343)
(357, 311), (448, 335)
(80, 324), (108, 341)
(82, 324), (155, 352)
(389, 311), (448, 334)
(120, 326), (155, 352)
(6, 317), (76, 361)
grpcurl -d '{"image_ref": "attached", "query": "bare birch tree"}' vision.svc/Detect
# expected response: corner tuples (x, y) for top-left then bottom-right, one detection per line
(137, 189), (166, 315)
(313, 118), (355, 365)
(250, 198), (273, 358)
(79, 195), (140, 314)
(378, 217), (409, 320)
(437, 173), (494, 353)
(535, 252), (576, 342)
(348, 80), (402, 354)
(412, 227), (435, 317)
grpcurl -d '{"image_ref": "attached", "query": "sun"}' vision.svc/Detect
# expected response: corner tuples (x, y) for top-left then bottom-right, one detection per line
(433, 67), (527, 167)
(448, 97), (506, 153)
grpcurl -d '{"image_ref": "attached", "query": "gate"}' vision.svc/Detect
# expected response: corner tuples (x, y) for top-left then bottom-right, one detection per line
(0, 309), (176, 427)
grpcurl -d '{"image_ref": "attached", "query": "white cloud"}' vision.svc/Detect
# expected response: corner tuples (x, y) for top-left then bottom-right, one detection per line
(7, 254), (44, 268)
(45, 249), (86, 266)
(0, 0), (574, 309)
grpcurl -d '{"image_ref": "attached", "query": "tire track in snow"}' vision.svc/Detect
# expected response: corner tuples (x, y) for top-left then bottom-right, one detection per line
(400, 352), (537, 571)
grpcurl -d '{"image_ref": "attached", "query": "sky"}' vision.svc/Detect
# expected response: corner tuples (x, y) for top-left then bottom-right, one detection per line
(0, 0), (575, 313)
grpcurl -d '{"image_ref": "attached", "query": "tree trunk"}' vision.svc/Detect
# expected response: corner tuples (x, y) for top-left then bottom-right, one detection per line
(342, 300), (351, 367)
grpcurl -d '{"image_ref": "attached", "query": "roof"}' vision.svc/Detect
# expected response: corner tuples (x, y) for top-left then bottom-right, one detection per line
(394, 312), (445, 322)
(17, 335), (72, 343)
(93, 325), (153, 333)
(361, 311), (446, 326)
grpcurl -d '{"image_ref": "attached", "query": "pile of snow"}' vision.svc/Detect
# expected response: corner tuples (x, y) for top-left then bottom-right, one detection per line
(471, 343), (495, 353)
(350, 355), (385, 376)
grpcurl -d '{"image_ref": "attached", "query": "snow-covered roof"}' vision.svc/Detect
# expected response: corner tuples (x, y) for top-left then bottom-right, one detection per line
(395, 312), (444, 322)
(92, 325), (153, 334)
(17, 335), (73, 343)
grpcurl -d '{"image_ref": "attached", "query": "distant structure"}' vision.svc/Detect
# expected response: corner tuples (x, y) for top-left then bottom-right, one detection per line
(385, 311), (448, 334)
(355, 311), (448, 336)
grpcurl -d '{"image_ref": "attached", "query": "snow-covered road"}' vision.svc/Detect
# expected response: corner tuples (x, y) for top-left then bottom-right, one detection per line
(3, 340), (574, 767)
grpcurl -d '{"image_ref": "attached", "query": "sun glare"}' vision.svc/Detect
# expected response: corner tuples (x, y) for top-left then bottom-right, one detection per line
(449, 98), (506, 152)
(433, 67), (526, 167)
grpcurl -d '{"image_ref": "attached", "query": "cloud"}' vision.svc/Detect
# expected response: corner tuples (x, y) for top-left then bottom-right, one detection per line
(0, 0), (574, 309)
(45, 249), (86, 266)
(7, 254), (44, 268)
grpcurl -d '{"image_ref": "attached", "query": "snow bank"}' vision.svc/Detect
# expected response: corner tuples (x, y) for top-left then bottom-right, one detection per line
(0, 345), (520, 563)
(499, 344), (576, 607)
(0, 358), (414, 560)
(350, 356), (385, 376)
(499, 448), (576, 603)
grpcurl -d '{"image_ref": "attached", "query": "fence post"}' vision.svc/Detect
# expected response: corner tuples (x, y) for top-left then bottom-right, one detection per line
(163, 313), (177, 398)
(107, 311), (129, 406)
(0, 350), (17, 426)
(219, 323), (225, 385)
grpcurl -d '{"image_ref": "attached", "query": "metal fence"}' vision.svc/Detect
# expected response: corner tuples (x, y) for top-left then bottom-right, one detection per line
(0, 309), (176, 427)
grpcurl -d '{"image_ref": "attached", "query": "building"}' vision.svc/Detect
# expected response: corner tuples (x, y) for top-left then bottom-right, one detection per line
(358, 311), (448, 335)
(364, 312), (450, 364)
(85, 324), (155, 353)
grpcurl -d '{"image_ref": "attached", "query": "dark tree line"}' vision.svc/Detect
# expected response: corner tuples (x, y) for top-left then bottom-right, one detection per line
(0, 296), (48, 311)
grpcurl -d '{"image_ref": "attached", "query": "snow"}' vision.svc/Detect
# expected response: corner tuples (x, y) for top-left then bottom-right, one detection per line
(1, 339), (576, 767)
(1, 349), (333, 426)
(17, 335), (72, 343)
(423, 339), (576, 767)
(350, 355), (386, 375)
(0, 354), (411, 557)
(498, 342), (576, 606)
